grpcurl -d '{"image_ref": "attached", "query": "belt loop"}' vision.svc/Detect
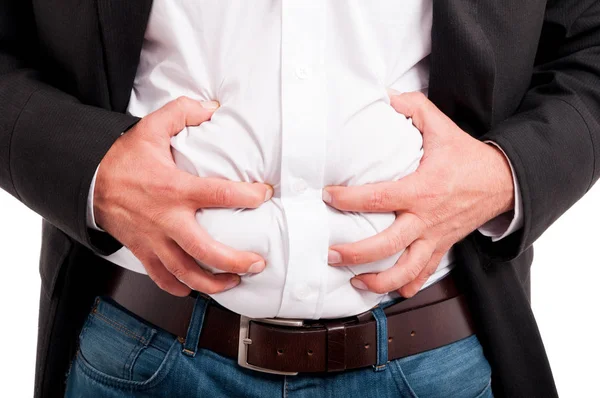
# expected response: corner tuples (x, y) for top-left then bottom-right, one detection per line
(371, 306), (388, 371)
(182, 295), (210, 357)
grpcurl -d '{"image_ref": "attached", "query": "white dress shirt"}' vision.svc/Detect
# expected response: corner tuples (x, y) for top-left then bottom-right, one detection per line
(87, 0), (522, 319)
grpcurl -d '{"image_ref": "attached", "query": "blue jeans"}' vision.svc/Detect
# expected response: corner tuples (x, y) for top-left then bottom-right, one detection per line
(65, 296), (493, 397)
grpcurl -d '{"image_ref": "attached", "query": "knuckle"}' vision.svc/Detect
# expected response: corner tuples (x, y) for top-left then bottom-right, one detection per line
(187, 241), (208, 260)
(367, 190), (387, 211)
(422, 266), (435, 279)
(167, 97), (190, 125)
(128, 244), (145, 259)
(202, 282), (224, 295)
(213, 185), (235, 207)
(170, 266), (189, 282)
(372, 275), (394, 294)
(385, 233), (406, 254)
(407, 91), (427, 109)
(374, 278), (393, 294)
(226, 257), (247, 274)
(367, 188), (395, 211)
(416, 250), (432, 268)
(412, 91), (427, 102)
(348, 250), (364, 265)
(404, 265), (421, 281)
(372, 284), (389, 295)
(150, 275), (170, 292)
(174, 96), (192, 109)
(151, 176), (182, 197)
(148, 208), (171, 228)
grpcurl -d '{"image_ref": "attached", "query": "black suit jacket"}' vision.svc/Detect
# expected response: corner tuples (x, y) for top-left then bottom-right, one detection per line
(2, 1), (599, 396)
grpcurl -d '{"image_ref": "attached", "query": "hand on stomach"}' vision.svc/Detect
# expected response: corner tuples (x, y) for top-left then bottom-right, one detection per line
(170, 99), (423, 318)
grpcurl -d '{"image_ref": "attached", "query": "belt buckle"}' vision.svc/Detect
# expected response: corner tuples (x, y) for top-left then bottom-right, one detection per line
(238, 315), (304, 375)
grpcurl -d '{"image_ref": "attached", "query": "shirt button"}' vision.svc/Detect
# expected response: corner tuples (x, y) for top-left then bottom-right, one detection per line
(295, 65), (312, 80)
(292, 179), (308, 193)
(294, 283), (313, 300)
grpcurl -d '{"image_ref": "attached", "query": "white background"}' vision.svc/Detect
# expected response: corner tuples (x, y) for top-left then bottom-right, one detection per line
(0, 186), (598, 397)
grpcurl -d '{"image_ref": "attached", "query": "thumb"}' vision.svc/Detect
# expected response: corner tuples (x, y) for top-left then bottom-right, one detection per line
(388, 90), (451, 134)
(150, 96), (220, 137)
(387, 90), (456, 147)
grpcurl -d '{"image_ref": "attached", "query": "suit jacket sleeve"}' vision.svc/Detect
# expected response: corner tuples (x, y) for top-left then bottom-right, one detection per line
(0, 0), (137, 254)
(476, 0), (600, 261)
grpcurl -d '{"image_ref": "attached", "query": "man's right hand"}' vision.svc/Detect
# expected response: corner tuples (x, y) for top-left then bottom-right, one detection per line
(93, 97), (273, 297)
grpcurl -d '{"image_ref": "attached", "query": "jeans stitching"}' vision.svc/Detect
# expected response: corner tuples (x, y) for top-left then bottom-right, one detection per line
(127, 329), (157, 380)
(389, 360), (419, 398)
(123, 340), (145, 380)
(473, 378), (493, 398)
(92, 311), (148, 344)
(72, 338), (180, 390)
(127, 344), (148, 381)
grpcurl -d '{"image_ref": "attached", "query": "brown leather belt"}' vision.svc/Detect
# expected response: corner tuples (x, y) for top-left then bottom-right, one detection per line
(102, 265), (475, 375)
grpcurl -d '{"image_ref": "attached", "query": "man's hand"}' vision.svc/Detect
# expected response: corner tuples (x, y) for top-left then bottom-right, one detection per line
(94, 97), (273, 297)
(323, 92), (515, 298)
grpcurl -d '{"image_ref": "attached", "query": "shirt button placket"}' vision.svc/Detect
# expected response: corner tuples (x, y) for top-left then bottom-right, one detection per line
(277, 0), (328, 319)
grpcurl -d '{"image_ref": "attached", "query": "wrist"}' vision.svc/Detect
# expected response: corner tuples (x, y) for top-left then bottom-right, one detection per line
(93, 135), (125, 230)
(485, 142), (515, 217)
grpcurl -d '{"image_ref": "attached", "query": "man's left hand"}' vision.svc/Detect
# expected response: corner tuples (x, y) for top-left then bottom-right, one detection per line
(323, 92), (515, 297)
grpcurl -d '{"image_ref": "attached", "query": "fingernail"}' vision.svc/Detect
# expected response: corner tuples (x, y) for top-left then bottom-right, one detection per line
(248, 261), (265, 273)
(351, 278), (368, 290)
(322, 189), (332, 204)
(264, 186), (274, 202)
(201, 100), (220, 110)
(328, 250), (342, 264)
(224, 277), (240, 291)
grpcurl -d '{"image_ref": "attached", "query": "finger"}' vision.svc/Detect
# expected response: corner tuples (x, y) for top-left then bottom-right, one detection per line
(388, 91), (450, 134)
(139, 254), (192, 297)
(323, 178), (419, 213)
(156, 240), (240, 294)
(148, 96), (220, 137)
(398, 250), (446, 298)
(328, 213), (425, 266)
(170, 215), (266, 274)
(351, 239), (434, 294)
(176, 173), (274, 209)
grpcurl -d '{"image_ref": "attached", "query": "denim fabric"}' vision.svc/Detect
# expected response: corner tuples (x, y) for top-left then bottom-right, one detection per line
(65, 296), (493, 398)
(371, 306), (389, 371)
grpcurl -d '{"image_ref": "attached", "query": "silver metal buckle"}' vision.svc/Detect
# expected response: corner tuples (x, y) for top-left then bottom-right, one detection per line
(238, 315), (304, 375)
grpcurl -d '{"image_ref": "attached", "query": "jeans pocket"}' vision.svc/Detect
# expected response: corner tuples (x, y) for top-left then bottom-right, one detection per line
(71, 297), (180, 390)
(388, 335), (492, 398)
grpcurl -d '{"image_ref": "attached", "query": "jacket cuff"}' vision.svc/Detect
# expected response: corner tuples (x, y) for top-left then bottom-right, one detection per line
(477, 141), (523, 241)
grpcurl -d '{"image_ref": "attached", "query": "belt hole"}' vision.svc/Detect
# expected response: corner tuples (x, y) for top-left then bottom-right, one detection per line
(364, 343), (370, 349)
(277, 349), (284, 355)
(388, 336), (393, 343)
(307, 349), (313, 356)
(410, 331), (416, 337)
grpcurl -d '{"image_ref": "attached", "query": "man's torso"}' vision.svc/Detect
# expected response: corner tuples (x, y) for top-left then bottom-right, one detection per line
(99, 0), (456, 319)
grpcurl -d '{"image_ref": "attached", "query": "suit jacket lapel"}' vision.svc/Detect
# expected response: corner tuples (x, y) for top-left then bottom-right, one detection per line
(428, 0), (497, 135)
(97, 0), (154, 112)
